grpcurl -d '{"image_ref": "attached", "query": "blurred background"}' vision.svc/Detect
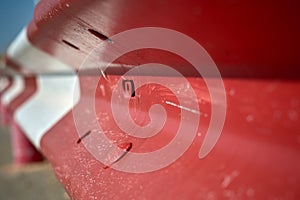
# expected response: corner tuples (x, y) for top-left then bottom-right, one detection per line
(0, 1), (68, 199)
(0, 0), (33, 53)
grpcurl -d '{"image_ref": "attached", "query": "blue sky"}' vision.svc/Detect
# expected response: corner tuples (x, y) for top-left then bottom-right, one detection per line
(0, 0), (34, 53)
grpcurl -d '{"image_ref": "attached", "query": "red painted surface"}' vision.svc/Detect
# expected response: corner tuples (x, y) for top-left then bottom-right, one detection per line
(41, 77), (300, 199)
(11, 121), (44, 164)
(7, 77), (37, 123)
(8, 77), (43, 164)
(27, 0), (300, 78)
(4, 0), (300, 199)
(0, 77), (12, 125)
(0, 59), (42, 164)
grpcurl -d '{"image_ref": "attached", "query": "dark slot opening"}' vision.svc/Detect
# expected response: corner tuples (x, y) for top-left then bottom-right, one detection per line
(88, 29), (110, 41)
(62, 39), (80, 50)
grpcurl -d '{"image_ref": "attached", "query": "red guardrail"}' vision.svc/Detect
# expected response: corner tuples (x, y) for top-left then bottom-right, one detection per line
(1, 0), (300, 199)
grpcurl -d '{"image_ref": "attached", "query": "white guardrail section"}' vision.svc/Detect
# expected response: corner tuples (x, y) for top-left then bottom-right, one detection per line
(6, 28), (80, 148)
(1, 75), (24, 106)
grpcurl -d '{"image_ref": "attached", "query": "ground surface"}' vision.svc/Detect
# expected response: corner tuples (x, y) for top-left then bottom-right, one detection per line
(0, 126), (70, 200)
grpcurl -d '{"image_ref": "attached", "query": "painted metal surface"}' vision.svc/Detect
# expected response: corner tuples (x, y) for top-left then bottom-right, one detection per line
(2, 0), (300, 199)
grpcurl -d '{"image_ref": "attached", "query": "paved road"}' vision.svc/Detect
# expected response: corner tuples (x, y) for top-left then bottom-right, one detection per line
(0, 126), (70, 200)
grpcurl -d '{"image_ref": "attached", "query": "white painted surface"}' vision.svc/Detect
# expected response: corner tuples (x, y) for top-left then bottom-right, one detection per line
(15, 75), (80, 147)
(1, 75), (24, 105)
(7, 28), (74, 74)
(7, 27), (80, 148)
(0, 77), (10, 92)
